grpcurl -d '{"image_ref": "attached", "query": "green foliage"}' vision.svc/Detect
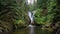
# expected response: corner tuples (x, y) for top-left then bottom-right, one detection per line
(0, 0), (29, 28)
(14, 0), (29, 26)
(34, 0), (57, 24)
(37, 0), (48, 8)
(0, 0), (17, 32)
(15, 19), (25, 24)
(0, 0), (17, 22)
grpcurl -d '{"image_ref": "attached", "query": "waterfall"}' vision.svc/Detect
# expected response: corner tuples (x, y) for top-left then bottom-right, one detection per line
(27, 0), (37, 34)
(28, 11), (35, 34)
(28, 11), (34, 23)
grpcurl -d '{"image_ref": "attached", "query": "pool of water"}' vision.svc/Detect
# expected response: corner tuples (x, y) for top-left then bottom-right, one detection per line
(12, 25), (51, 34)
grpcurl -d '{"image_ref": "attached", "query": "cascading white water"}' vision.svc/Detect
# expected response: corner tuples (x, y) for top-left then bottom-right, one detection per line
(28, 11), (34, 34)
(27, 0), (37, 34)
(28, 11), (34, 23)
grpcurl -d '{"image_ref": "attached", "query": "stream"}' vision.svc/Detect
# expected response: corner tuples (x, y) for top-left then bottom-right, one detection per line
(12, 25), (51, 34)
